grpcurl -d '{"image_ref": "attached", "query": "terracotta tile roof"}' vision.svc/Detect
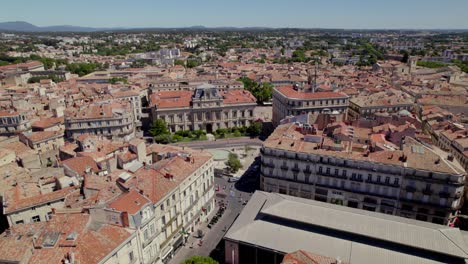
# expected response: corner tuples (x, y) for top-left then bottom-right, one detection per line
(2, 212), (135, 264)
(220, 89), (256, 104)
(22, 131), (63, 143)
(3, 185), (80, 214)
(61, 156), (99, 176)
(31, 117), (64, 129)
(123, 148), (212, 203)
(66, 101), (132, 120)
(150, 90), (193, 109)
(108, 189), (152, 215)
(276, 86), (348, 100)
(265, 123), (465, 175)
(0, 222), (44, 263)
(282, 250), (349, 264)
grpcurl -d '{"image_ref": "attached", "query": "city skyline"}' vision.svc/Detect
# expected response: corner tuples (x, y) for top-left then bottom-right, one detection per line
(1, 0), (468, 29)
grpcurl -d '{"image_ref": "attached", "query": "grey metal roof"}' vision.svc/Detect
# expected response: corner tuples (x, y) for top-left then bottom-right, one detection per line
(225, 191), (468, 264)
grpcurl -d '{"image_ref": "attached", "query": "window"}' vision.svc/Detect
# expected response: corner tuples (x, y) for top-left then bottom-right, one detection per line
(422, 195), (429, 203)
(129, 251), (134, 261)
(406, 192), (413, 200)
(32, 215), (41, 222)
(16, 220), (24, 224)
(367, 174), (372, 181)
(393, 178), (399, 186)
(385, 177), (390, 184)
(160, 204), (164, 211)
(162, 215), (166, 225)
(144, 229), (149, 240)
(377, 175), (381, 183)
(342, 170), (347, 177)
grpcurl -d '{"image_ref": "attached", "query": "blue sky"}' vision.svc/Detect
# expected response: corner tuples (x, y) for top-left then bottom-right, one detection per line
(2, 0), (468, 29)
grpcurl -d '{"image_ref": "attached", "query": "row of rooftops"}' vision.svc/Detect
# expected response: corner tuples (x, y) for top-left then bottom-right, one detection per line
(264, 121), (465, 175)
(150, 83), (257, 109)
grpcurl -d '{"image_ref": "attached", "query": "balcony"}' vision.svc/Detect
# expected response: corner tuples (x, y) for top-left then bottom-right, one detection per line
(422, 189), (433, 195)
(405, 186), (417, 193)
(261, 161), (275, 168)
(439, 191), (450, 198)
(280, 165), (289, 170)
(291, 167), (300, 172)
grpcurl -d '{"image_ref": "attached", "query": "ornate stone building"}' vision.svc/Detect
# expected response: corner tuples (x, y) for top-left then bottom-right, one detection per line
(260, 122), (466, 224)
(64, 101), (135, 140)
(150, 83), (257, 133)
(272, 85), (349, 126)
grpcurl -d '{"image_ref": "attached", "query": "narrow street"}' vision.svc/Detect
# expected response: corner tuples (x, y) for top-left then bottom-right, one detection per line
(168, 160), (260, 264)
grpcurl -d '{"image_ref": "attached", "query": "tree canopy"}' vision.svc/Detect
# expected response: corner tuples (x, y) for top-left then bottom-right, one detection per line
(181, 256), (219, 264)
(247, 122), (262, 137)
(226, 153), (242, 173)
(238, 77), (273, 104)
(149, 119), (169, 137)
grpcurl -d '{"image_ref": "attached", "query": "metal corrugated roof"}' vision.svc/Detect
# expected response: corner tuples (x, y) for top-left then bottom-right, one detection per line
(225, 191), (468, 264)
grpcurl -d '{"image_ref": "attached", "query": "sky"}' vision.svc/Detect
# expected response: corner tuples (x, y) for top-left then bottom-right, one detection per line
(1, 0), (468, 29)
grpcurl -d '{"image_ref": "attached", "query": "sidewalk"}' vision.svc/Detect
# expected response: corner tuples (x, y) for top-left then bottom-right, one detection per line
(169, 197), (241, 263)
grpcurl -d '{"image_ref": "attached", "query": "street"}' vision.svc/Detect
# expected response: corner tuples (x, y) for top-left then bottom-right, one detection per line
(168, 159), (260, 264)
(171, 137), (263, 149)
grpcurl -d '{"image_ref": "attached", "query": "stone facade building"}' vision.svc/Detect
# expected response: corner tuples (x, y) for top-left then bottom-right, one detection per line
(64, 101), (135, 140)
(0, 110), (31, 135)
(272, 85), (349, 126)
(150, 83), (256, 133)
(260, 122), (466, 224)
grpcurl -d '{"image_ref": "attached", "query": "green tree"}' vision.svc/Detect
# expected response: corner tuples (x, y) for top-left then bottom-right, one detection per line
(226, 153), (242, 173)
(401, 51), (409, 63)
(149, 119), (169, 137)
(238, 77), (273, 104)
(174, 59), (185, 66)
(109, 77), (128, 84)
(186, 59), (200, 68)
(181, 256), (218, 264)
(247, 122), (263, 137)
(154, 134), (173, 144)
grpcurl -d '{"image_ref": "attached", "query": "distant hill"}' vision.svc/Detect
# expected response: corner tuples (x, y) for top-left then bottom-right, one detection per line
(0, 21), (466, 33)
(0, 21), (103, 32)
(0, 21), (40, 31)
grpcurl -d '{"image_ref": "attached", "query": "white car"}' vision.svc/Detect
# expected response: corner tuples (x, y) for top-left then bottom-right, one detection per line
(228, 177), (240, 183)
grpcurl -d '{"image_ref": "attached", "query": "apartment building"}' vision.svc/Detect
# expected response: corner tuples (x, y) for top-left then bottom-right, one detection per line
(348, 90), (414, 120)
(0, 211), (141, 264)
(272, 85), (349, 126)
(19, 131), (65, 153)
(0, 110), (31, 135)
(64, 101), (135, 140)
(149, 79), (244, 92)
(110, 89), (143, 121)
(260, 122), (466, 224)
(84, 144), (216, 263)
(2, 182), (80, 226)
(150, 83), (256, 132)
(439, 129), (468, 171)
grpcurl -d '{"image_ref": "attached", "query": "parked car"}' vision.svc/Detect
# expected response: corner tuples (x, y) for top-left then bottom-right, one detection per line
(228, 176), (240, 183)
